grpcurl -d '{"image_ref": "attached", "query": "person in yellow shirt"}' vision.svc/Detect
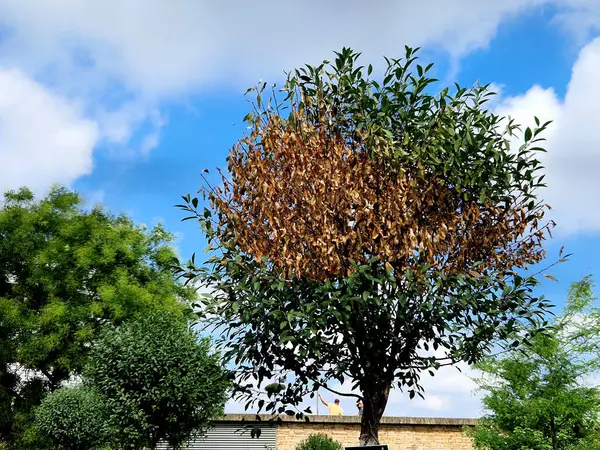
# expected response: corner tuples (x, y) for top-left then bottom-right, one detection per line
(318, 392), (343, 416)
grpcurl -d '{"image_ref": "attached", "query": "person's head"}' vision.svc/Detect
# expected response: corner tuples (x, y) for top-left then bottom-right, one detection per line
(334, 399), (340, 405)
(357, 400), (363, 409)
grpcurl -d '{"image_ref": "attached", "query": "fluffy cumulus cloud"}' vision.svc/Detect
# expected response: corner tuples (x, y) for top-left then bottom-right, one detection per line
(496, 36), (600, 234)
(387, 364), (483, 418)
(0, 69), (99, 193)
(0, 0), (599, 192)
(0, 0), (550, 97)
(1, 0), (599, 96)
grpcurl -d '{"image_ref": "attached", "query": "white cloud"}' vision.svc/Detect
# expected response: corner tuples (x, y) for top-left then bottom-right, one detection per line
(0, 68), (99, 193)
(1, 1), (599, 97)
(385, 364), (483, 418)
(418, 395), (449, 412)
(495, 36), (600, 234)
(0, 1), (556, 98)
(1, 1), (600, 192)
(552, 0), (600, 45)
(95, 102), (150, 146)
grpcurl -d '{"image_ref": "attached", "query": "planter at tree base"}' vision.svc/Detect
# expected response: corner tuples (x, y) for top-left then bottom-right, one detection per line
(346, 446), (388, 450)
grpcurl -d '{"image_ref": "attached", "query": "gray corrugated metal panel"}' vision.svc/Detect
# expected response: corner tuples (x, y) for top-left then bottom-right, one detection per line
(156, 422), (277, 449)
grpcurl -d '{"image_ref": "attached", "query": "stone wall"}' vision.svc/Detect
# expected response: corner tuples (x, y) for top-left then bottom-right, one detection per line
(223, 414), (476, 450)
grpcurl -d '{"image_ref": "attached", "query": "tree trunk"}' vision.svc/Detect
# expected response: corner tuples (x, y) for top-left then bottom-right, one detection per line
(359, 383), (391, 446)
(359, 410), (381, 446)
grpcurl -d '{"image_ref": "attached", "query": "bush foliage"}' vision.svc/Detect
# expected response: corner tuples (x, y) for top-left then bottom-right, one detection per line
(296, 433), (344, 450)
(86, 311), (230, 449)
(34, 386), (111, 450)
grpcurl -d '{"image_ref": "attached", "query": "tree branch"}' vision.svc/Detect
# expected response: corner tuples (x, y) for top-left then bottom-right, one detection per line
(318, 383), (362, 399)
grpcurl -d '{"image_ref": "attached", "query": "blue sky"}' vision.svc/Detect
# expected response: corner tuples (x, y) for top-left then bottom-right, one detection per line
(1, 0), (600, 418)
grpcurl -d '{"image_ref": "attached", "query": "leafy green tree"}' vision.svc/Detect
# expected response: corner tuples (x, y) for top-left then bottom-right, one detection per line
(296, 433), (344, 450)
(468, 276), (600, 450)
(179, 47), (558, 445)
(86, 311), (230, 450)
(34, 385), (111, 450)
(0, 186), (193, 447)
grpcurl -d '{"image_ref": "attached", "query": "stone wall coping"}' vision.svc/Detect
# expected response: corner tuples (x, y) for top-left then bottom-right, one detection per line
(217, 414), (477, 426)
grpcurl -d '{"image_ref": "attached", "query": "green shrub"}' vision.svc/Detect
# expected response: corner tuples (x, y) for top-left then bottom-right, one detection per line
(296, 433), (343, 450)
(86, 311), (230, 449)
(34, 385), (111, 450)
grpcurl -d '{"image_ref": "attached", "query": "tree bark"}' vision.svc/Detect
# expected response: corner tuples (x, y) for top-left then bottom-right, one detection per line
(359, 410), (381, 446)
(359, 382), (391, 446)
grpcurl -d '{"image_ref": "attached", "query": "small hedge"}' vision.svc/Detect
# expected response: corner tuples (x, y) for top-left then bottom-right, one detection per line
(34, 385), (112, 450)
(296, 433), (343, 450)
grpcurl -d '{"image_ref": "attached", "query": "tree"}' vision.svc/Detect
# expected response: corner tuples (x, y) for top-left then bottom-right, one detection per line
(179, 47), (558, 445)
(85, 311), (230, 449)
(468, 277), (600, 450)
(34, 386), (111, 450)
(0, 186), (193, 447)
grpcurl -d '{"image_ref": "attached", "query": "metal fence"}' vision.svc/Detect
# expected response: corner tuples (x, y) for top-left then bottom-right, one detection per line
(156, 422), (277, 449)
